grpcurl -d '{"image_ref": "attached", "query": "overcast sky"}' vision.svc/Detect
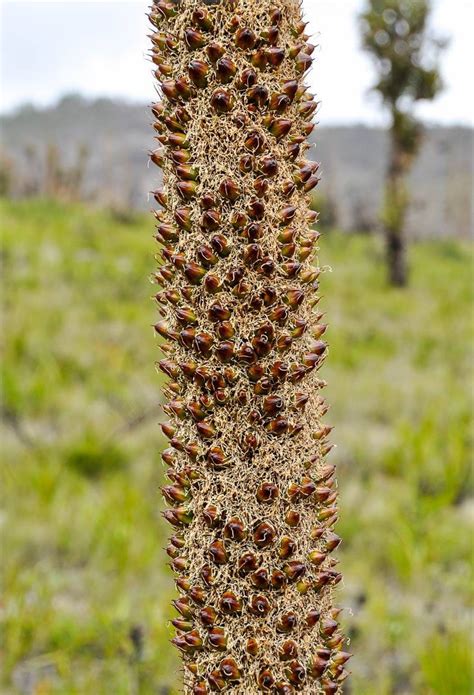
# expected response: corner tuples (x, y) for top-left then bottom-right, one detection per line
(0, 0), (472, 125)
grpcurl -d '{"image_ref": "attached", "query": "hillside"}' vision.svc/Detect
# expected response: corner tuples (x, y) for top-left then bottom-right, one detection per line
(1, 95), (472, 238)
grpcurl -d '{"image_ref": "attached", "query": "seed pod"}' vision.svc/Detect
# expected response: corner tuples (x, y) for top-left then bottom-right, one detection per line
(219, 177), (240, 202)
(220, 657), (241, 681)
(267, 47), (285, 67)
(253, 521), (276, 548)
(188, 60), (209, 88)
(285, 661), (306, 687)
(256, 482), (279, 503)
(235, 27), (257, 50)
(246, 638), (259, 656)
(196, 421), (216, 439)
(279, 640), (298, 661)
(220, 591), (242, 615)
(279, 536), (296, 560)
(216, 57), (237, 83)
(224, 517), (246, 542)
(250, 567), (269, 590)
(268, 118), (293, 140)
(209, 539), (228, 565)
(238, 551), (260, 576)
(247, 84), (269, 109)
(283, 560), (306, 582)
(184, 27), (207, 50)
(198, 606), (217, 627)
(257, 669), (275, 690)
(245, 130), (266, 154)
(211, 88), (234, 114)
(275, 683), (294, 695)
(249, 594), (272, 617)
(193, 681), (208, 695)
(208, 627), (227, 651)
(277, 611), (297, 633)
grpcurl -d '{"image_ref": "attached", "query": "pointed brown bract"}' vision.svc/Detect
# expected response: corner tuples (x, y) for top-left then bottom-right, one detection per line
(149, 0), (348, 692)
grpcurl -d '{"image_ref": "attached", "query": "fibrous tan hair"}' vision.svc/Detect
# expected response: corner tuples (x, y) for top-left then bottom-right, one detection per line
(149, 1), (349, 692)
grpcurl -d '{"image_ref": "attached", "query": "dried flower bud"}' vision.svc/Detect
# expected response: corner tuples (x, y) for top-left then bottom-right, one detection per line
(211, 88), (234, 114)
(283, 560), (306, 582)
(208, 627), (227, 651)
(206, 40), (225, 62)
(196, 421), (216, 439)
(268, 118), (292, 140)
(216, 56), (237, 83)
(279, 640), (298, 661)
(192, 7), (213, 32)
(257, 669), (275, 690)
(177, 180), (198, 201)
(209, 539), (228, 565)
(253, 521), (277, 548)
(207, 670), (226, 690)
(220, 657), (241, 681)
(224, 517), (246, 542)
(279, 536), (296, 560)
(244, 130), (266, 155)
(256, 481), (279, 503)
(285, 660), (306, 687)
(219, 177), (240, 202)
(220, 590), (242, 614)
(235, 27), (257, 50)
(277, 611), (297, 633)
(267, 47), (285, 67)
(238, 551), (260, 576)
(246, 638), (259, 655)
(188, 59), (209, 88)
(250, 567), (269, 590)
(249, 594), (272, 617)
(198, 606), (217, 627)
(184, 27), (207, 50)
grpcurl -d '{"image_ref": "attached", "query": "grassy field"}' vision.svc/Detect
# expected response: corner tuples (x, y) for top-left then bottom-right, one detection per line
(1, 198), (472, 695)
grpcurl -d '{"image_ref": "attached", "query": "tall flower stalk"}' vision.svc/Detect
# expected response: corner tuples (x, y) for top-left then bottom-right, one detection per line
(149, 1), (349, 692)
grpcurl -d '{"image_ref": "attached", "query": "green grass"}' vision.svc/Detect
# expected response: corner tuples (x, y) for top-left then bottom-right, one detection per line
(1, 199), (473, 694)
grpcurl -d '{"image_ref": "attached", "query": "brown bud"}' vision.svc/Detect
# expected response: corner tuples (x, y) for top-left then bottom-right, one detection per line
(258, 155), (278, 177)
(237, 67), (258, 90)
(295, 51), (313, 73)
(207, 670), (226, 690)
(198, 606), (217, 627)
(210, 234), (232, 257)
(322, 679), (338, 695)
(187, 60), (209, 88)
(235, 27), (257, 50)
(174, 206), (192, 231)
(247, 84), (269, 109)
(184, 28), (206, 50)
(256, 482), (279, 503)
(207, 41), (225, 62)
(279, 640), (298, 661)
(257, 669), (275, 690)
(208, 303), (231, 322)
(208, 627), (227, 651)
(268, 118), (292, 140)
(162, 484), (188, 504)
(177, 180), (198, 201)
(173, 597), (193, 619)
(216, 56), (237, 83)
(219, 177), (240, 202)
(214, 340), (234, 363)
(193, 682), (208, 695)
(238, 551), (260, 576)
(209, 539), (228, 565)
(220, 590), (242, 614)
(251, 48), (268, 70)
(250, 567), (269, 590)
(246, 638), (259, 656)
(172, 618), (193, 632)
(188, 585), (206, 605)
(253, 521), (276, 548)
(192, 7), (213, 31)
(196, 244), (218, 268)
(249, 594), (272, 617)
(265, 417), (288, 436)
(220, 657), (241, 681)
(199, 564), (214, 587)
(283, 560), (306, 582)
(204, 273), (222, 294)
(154, 320), (178, 341)
(211, 88), (234, 114)
(285, 661), (306, 687)
(247, 198), (265, 220)
(267, 47), (285, 67)
(279, 536), (296, 560)
(277, 611), (297, 633)
(196, 421), (216, 439)
(271, 569), (287, 590)
(275, 683), (294, 695)
(245, 130), (266, 154)
(224, 517), (246, 542)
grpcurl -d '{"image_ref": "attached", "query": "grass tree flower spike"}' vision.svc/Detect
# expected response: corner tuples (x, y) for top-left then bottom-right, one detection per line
(149, 1), (349, 692)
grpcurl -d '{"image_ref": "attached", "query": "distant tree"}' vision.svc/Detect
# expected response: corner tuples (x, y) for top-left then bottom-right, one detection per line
(360, 0), (445, 286)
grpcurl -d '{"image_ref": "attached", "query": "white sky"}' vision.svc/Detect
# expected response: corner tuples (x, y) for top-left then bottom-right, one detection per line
(0, 0), (472, 125)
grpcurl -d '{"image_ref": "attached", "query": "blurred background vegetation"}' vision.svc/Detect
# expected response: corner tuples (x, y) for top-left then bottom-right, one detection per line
(1, 0), (473, 694)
